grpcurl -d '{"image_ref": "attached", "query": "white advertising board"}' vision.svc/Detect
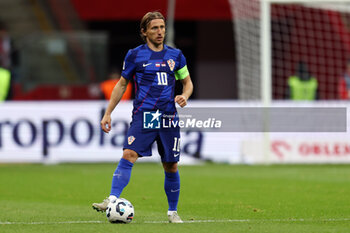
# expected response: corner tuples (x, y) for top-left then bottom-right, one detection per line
(1, 100), (350, 164)
(242, 139), (350, 164)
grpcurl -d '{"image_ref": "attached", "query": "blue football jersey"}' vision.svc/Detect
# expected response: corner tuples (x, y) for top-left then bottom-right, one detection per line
(121, 44), (188, 116)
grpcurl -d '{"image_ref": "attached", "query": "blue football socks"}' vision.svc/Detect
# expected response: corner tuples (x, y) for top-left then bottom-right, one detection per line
(110, 158), (134, 198)
(164, 171), (180, 211)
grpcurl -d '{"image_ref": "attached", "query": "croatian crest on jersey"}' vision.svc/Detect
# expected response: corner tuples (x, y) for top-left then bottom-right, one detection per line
(167, 59), (175, 71)
(128, 136), (135, 145)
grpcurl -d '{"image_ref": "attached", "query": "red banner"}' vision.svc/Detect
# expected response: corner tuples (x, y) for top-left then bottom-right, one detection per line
(70, 0), (232, 20)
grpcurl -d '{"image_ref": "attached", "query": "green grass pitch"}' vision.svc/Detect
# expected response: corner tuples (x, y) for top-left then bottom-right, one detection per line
(0, 163), (350, 233)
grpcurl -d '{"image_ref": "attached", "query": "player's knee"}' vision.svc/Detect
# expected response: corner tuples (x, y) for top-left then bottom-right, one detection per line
(163, 162), (178, 173)
(122, 149), (138, 163)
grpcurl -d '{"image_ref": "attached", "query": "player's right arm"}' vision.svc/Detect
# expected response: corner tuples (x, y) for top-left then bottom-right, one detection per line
(101, 76), (130, 133)
(101, 48), (136, 133)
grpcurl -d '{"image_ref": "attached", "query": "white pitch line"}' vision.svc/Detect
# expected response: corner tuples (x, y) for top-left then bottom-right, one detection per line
(144, 219), (251, 223)
(0, 221), (104, 225)
(1, 218), (350, 225)
(144, 218), (350, 224)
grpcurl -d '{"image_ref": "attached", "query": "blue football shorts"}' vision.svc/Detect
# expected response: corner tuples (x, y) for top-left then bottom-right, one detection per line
(123, 117), (181, 162)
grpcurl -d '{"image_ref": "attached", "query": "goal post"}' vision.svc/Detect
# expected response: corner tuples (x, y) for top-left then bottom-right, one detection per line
(261, 0), (272, 107)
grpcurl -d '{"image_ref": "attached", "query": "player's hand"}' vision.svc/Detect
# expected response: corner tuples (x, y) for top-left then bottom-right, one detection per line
(101, 114), (112, 133)
(175, 95), (187, 108)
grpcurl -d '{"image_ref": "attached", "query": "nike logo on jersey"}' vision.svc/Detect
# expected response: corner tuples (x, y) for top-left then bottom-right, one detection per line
(143, 63), (152, 67)
(174, 153), (179, 157)
(171, 189), (180, 192)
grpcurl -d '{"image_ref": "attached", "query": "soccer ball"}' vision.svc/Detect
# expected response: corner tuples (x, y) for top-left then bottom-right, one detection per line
(106, 198), (134, 223)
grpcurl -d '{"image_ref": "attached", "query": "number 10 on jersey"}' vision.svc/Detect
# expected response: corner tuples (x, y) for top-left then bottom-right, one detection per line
(157, 72), (168, 85)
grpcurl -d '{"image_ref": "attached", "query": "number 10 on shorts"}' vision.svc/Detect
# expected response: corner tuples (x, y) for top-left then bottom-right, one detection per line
(173, 137), (180, 152)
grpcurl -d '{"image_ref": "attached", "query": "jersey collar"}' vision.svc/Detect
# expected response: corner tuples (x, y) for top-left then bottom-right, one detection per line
(145, 43), (168, 52)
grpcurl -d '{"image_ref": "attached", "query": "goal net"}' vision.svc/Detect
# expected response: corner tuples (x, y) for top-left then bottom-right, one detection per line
(229, 0), (350, 100)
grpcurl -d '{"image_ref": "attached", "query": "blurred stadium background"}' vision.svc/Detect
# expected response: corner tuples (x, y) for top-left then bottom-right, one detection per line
(1, 0), (350, 164)
(1, 0), (236, 100)
(2, 1), (350, 232)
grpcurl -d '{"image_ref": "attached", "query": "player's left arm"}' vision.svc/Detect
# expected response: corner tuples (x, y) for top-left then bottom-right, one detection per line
(175, 75), (193, 108)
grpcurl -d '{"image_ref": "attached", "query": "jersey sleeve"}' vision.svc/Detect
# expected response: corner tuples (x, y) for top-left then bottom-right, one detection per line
(174, 52), (189, 80)
(121, 49), (137, 80)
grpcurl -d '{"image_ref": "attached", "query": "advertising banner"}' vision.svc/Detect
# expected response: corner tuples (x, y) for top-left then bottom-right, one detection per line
(1, 100), (349, 164)
(242, 139), (350, 164)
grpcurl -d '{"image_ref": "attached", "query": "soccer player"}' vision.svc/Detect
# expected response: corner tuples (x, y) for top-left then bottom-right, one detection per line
(92, 11), (193, 223)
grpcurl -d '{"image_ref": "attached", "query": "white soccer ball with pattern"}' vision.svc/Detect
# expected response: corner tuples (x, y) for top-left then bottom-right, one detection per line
(106, 198), (134, 223)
